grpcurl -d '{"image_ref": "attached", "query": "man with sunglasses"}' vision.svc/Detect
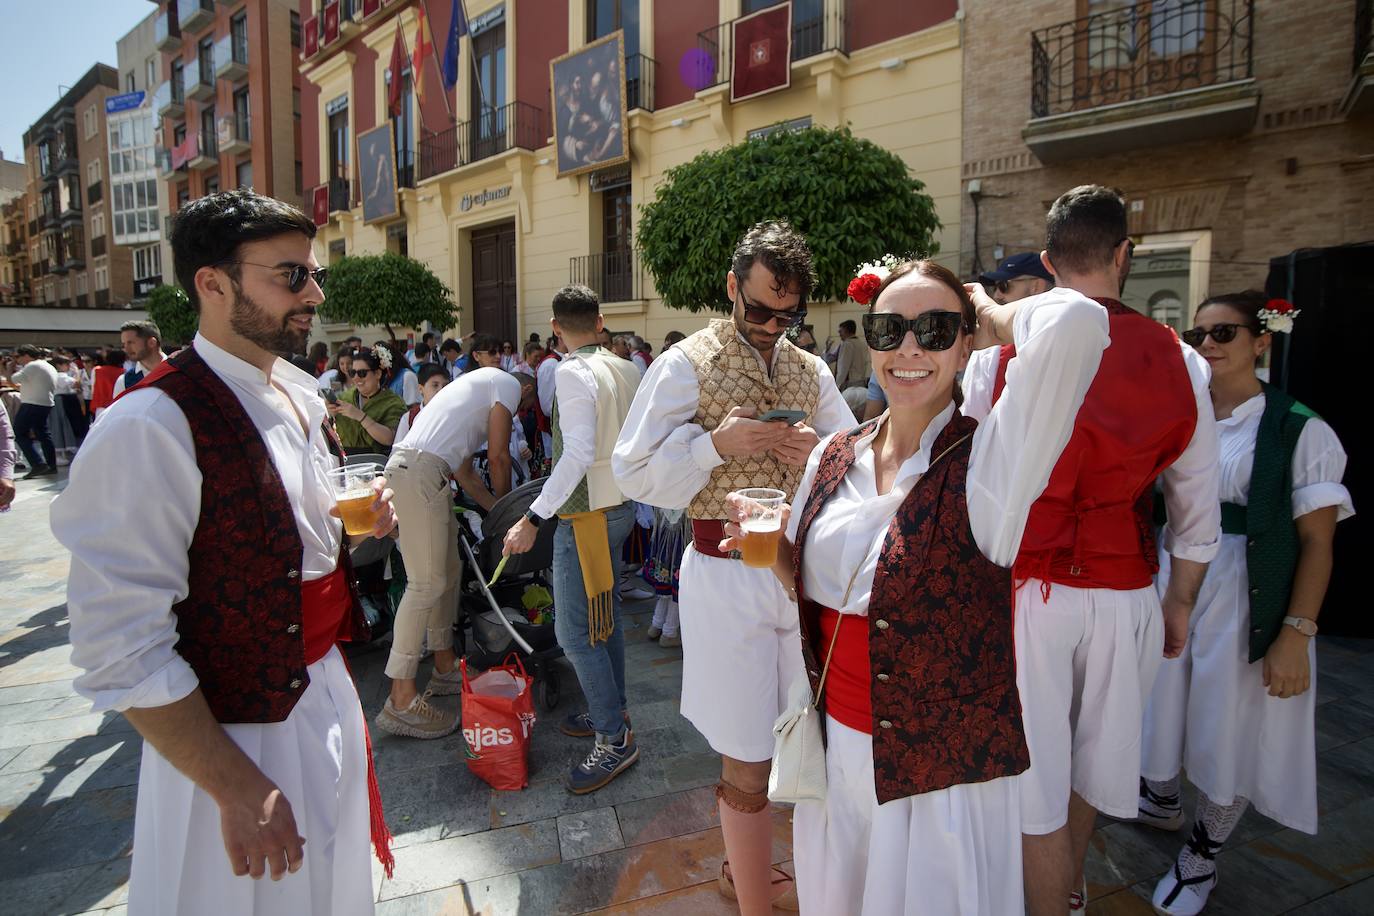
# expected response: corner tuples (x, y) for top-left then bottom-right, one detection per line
(961, 186), (1220, 916)
(980, 251), (1055, 306)
(52, 189), (398, 914)
(614, 220), (852, 913)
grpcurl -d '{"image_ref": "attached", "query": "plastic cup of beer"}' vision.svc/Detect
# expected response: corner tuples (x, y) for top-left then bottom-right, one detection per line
(328, 463), (382, 536)
(732, 487), (787, 569)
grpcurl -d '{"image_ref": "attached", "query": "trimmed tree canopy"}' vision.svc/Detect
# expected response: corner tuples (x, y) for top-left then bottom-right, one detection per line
(145, 284), (198, 346)
(318, 253), (458, 339)
(637, 126), (941, 312)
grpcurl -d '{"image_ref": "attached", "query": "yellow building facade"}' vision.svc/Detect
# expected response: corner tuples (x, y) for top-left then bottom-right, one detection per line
(301, 1), (963, 350)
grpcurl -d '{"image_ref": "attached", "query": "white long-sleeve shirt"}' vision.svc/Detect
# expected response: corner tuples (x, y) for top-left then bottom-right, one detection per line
(962, 297), (1221, 564)
(51, 333), (345, 714)
(612, 333), (857, 510)
(788, 290), (1109, 612)
(529, 353), (599, 519)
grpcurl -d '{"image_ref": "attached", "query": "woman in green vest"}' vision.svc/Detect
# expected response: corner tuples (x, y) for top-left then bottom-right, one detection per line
(327, 346), (406, 457)
(1140, 291), (1353, 916)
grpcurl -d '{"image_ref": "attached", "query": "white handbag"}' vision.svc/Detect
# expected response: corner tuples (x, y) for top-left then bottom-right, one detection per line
(767, 619), (843, 804)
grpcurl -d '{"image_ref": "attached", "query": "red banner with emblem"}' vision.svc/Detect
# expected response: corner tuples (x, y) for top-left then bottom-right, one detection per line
(312, 186), (329, 227)
(731, 3), (792, 103)
(303, 16), (319, 58)
(323, 1), (340, 45)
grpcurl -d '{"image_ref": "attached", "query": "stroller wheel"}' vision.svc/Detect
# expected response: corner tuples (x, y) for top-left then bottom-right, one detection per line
(536, 665), (561, 712)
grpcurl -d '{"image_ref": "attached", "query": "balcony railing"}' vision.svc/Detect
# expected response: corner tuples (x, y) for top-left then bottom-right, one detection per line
(396, 148), (415, 189)
(87, 181), (103, 205)
(178, 0), (214, 34)
(1030, 0), (1254, 118)
(626, 54), (657, 112)
(187, 56), (216, 103)
(215, 32), (249, 81)
(694, 4), (848, 91)
(328, 176), (353, 213)
(218, 113), (251, 154)
(155, 80), (185, 119)
(570, 250), (642, 303)
(418, 101), (545, 180)
(188, 130), (219, 169)
(156, 5), (182, 51)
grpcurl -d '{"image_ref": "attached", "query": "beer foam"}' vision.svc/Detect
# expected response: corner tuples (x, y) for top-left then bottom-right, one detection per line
(742, 517), (781, 533)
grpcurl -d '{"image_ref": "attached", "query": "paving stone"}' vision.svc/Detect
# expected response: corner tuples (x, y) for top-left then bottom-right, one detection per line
(1086, 821), (1183, 898)
(1086, 883), (1157, 915)
(0, 695), (95, 728)
(0, 711), (111, 750)
(488, 756), (669, 829)
(0, 863), (102, 916)
(1315, 694), (1374, 752)
(385, 790), (493, 850)
(378, 819), (561, 900)
(558, 806), (625, 860)
(0, 813), (134, 880)
(614, 786), (719, 848)
(1316, 735), (1374, 816)
(60, 854), (132, 913)
(38, 785), (138, 832)
(1283, 878), (1374, 915)
(0, 732), (141, 776)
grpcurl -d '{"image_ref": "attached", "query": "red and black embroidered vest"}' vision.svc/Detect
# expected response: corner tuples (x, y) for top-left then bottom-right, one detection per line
(129, 346), (368, 723)
(793, 413), (1030, 804)
(993, 298), (1196, 591)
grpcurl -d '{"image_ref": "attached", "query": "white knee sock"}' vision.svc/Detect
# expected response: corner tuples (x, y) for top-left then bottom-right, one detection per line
(651, 595), (670, 629)
(661, 600), (680, 637)
(1144, 774), (1182, 810)
(1177, 792), (1248, 880)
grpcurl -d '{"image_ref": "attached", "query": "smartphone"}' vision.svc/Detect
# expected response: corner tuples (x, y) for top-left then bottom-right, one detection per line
(759, 409), (806, 425)
(323, 388), (339, 404)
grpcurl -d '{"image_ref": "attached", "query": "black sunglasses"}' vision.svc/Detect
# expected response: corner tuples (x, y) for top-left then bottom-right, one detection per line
(347, 368), (375, 378)
(863, 311), (965, 352)
(226, 260), (328, 294)
(1182, 323), (1255, 347)
(739, 293), (806, 329)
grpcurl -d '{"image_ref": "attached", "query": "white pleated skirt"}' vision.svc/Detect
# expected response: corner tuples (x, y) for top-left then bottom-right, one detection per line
(128, 646), (376, 915)
(793, 715), (1025, 916)
(1142, 536), (1318, 833)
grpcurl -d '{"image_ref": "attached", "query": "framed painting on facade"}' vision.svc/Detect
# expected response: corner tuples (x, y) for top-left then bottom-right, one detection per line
(550, 31), (629, 178)
(357, 121), (400, 224)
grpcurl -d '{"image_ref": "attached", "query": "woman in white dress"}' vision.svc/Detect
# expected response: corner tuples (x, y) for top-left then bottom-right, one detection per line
(1140, 290), (1353, 916)
(726, 260), (1110, 915)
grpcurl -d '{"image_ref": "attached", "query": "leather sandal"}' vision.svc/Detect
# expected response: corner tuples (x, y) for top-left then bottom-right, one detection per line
(717, 861), (800, 911)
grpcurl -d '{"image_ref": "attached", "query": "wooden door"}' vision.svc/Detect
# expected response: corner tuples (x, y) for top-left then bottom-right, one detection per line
(471, 223), (516, 343)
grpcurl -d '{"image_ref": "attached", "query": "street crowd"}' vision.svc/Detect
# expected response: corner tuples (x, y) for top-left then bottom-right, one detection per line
(4, 184), (1350, 916)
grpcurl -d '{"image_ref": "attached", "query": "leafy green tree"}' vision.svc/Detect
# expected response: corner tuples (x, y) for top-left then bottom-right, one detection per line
(637, 126), (941, 312)
(318, 253), (458, 340)
(145, 284), (198, 346)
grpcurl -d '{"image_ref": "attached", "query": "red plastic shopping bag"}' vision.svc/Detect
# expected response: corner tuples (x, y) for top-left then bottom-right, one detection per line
(460, 655), (537, 790)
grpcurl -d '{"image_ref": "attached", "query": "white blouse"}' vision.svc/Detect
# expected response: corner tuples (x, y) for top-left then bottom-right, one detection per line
(787, 289), (1111, 614)
(1216, 392), (1353, 521)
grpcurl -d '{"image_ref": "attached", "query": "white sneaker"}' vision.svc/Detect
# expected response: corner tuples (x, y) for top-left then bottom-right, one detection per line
(1152, 865), (1216, 916)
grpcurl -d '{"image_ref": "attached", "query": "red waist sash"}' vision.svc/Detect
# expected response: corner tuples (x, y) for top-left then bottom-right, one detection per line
(690, 520), (734, 559)
(819, 607), (873, 735)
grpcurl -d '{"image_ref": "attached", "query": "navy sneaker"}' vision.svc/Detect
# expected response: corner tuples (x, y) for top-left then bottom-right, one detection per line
(567, 729), (639, 794)
(560, 711), (630, 738)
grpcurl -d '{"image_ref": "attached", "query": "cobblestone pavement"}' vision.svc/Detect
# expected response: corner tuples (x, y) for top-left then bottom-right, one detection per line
(1, 469), (1371, 914)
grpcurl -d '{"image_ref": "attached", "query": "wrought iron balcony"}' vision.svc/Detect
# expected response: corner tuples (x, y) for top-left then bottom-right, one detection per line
(328, 176), (353, 213)
(156, 6), (181, 51)
(1025, 0), (1258, 162)
(215, 32), (249, 82)
(570, 250), (642, 304)
(178, 0), (214, 34)
(626, 54), (657, 112)
(418, 101), (545, 181)
(694, 4), (848, 91)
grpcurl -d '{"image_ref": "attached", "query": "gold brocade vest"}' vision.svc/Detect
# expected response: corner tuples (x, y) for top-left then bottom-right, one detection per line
(679, 318), (822, 520)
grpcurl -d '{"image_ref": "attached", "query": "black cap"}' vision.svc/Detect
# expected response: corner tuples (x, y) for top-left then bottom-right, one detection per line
(981, 252), (1053, 283)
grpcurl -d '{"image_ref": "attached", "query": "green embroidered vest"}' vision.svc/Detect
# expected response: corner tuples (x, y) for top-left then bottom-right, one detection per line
(1235, 383), (1316, 662)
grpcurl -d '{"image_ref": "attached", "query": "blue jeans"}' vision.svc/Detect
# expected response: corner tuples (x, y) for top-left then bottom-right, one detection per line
(553, 502), (634, 738)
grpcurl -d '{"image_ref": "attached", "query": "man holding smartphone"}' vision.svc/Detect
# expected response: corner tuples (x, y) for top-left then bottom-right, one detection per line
(614, 221), (851, 913)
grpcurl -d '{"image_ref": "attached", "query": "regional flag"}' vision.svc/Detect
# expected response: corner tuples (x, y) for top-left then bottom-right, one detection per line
(441, 0), (468, 92)
(414, 9), (436, 108)
(730, 2), (792, 103)
(387, 20), (408, 117)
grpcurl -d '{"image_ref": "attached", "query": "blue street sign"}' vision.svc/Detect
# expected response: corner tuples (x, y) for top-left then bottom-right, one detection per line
(105, 92), (146, 114)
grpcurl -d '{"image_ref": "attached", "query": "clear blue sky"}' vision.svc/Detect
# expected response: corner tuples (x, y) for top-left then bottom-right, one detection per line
(1, 0), (156, 163)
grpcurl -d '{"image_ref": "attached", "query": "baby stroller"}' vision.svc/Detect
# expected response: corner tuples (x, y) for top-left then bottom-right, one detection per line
(457, 477), (566, 711)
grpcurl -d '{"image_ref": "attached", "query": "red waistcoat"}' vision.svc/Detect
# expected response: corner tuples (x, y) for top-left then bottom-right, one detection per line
(129, 346), (369, 723)
(793, 414), (1030, 804)
(993, 298), (1195, 591)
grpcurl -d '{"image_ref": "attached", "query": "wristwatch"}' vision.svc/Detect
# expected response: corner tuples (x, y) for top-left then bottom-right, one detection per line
(1282, 616), (1318, 637)
(523, 509), (543, 528)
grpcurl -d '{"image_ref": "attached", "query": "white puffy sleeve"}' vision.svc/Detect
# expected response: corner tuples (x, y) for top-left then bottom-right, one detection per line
(1291, 417), (1354, 521)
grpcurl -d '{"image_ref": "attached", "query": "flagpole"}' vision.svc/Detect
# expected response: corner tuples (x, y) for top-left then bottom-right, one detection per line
(418, 0), (457, 124)
(396, 19), (428, 135)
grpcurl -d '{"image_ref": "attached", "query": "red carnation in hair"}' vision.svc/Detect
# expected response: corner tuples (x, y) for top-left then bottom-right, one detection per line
(1266, 298), (1294, 314)
(847, 273), (883, 305)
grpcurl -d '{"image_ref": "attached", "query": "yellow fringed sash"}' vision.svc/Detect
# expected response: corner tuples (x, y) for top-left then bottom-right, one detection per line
(558, 508), (616, 645)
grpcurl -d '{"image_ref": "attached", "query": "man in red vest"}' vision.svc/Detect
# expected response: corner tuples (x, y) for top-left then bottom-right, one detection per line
(963, 185), (1220, 916)
(53, 189), (397, 915)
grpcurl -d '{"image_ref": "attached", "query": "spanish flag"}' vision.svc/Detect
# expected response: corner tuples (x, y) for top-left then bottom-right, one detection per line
(413, 9), (436, 109)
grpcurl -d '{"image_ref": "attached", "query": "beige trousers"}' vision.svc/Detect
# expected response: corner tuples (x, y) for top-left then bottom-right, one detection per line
(384, 446), (461, 680)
